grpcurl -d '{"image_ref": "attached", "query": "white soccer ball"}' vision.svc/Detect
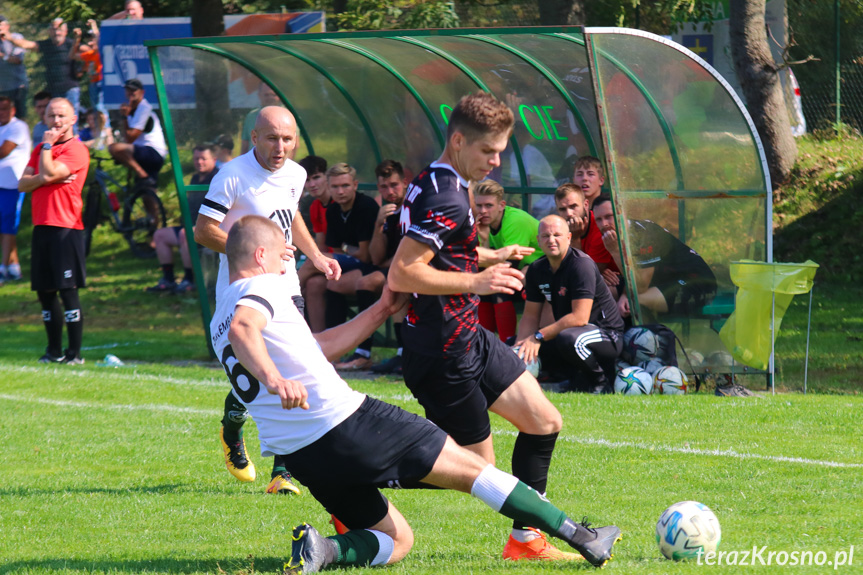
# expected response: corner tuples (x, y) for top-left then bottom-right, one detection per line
(656, 501), (721, 560)
(687, 350), (705, 366)
(614, 366), (653, 395)
(653, 366), (689, 395)
(639, 358), (665, 375)
(512, 346), (541, 378)
(623, 327), (659, 364)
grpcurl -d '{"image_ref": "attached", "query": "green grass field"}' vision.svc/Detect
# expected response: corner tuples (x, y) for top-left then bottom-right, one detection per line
(2, 133), (862, 573)
(2, 364), (861, 574)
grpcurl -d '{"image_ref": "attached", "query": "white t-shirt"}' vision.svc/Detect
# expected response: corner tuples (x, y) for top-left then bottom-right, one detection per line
(0, 117), (32, 189)
(127, 98), (167, 157)
(210, 273), (365, 456)
(199, 150), (306, 298)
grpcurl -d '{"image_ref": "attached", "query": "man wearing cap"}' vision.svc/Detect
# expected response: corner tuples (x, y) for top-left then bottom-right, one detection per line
(0, 15), (30, 119)
(5, 18), (80, 115)
(108, 78), (167, 188)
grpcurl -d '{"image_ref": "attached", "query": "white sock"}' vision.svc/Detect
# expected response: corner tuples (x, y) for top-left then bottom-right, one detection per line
(470, 464), (519, 512)
(369, 529), (394, 566)
(510, 528), (542, 542)
(8, 263), (20, 276)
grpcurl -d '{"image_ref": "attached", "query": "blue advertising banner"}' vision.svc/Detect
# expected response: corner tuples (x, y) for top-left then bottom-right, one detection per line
(100, 12), (325, 111)
(100, 18), (193, 110)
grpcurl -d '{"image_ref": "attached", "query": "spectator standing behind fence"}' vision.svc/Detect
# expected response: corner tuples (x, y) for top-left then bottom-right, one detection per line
(17, 98), (90, 364)
(147, 144), (219, 295)
(107, 0), (145, 20)
(70, 21), (105, 117)
(516, 215), (624, 394)
(0, 96), (32, 282)
(0, 15), (29, 119)
(7, 19), (81, 116)
(31, 91), (51, 143)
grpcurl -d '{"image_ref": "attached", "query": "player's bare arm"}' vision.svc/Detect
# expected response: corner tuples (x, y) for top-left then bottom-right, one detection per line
(313, 285), (407, 361)
(477, 244), (535, 267)
(369, 203), (396, 267)
(228, 305), (309, 410)
(194, 214), (229, 253)
(389, 236), (523, 296)
(291, 212), (341, 280)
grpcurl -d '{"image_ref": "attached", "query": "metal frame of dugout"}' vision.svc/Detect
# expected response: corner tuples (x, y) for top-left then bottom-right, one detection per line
(145, 26), (772, 378)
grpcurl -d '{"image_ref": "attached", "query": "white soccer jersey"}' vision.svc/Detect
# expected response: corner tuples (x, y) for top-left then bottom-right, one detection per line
(0, 117), (32, 189)
(210, 273), (365, 456)
(199, 150), (306, 298)
(127, 98), (167, 157)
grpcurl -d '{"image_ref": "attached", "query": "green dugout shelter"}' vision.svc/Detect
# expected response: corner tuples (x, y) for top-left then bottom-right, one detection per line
(146, 26), (771, 374)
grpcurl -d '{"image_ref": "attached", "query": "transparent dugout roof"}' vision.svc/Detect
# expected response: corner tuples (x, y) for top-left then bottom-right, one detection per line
(147, 26), (772, 365)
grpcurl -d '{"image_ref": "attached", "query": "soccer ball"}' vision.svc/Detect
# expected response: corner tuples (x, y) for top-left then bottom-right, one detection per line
(639, 358), (665, 375)
(614, 366), (653, 395)
(656, 501), (721, 560)
(653, 366), (689, 395)
(623, 327), (658, 364)
(687, 350), (705, 367)
(512, 346), (541, 378)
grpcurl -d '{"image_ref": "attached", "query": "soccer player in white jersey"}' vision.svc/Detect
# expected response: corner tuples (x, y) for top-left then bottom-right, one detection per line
(211, 215), (621, 572)
(195, 106), (340, 495)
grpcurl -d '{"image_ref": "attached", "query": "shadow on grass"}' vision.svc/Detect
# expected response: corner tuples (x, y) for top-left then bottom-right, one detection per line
(0, 484), (188, 498)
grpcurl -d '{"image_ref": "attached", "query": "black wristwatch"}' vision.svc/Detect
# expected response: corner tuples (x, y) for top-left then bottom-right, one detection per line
(534, 331), (544, 343)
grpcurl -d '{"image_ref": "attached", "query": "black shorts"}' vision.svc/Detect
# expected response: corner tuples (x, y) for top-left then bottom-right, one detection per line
(280, 396), (447, 530)
(402, 327), (525, 446)
(30, 226), (86, 291)
(133, 146), (165, 180)
(332, 253), (377, 276)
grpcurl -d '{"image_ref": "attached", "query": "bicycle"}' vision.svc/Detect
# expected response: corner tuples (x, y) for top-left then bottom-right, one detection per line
(83, 155), (167, 258)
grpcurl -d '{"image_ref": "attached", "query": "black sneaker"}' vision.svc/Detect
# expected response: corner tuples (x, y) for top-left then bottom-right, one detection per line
(38, 351), (65, 364)
(283, 523), (337, 574)
(561, 517), (622, 567)
(370, 354), (402, 375)
(62, 352), (85, 365)
(146, 278), (177, 293)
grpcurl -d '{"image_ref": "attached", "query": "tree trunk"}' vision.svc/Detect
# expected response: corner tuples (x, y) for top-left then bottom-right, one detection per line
(729, 0), (796, 188)
(537, 0), (585, 26)
(190, 0), (232, 138)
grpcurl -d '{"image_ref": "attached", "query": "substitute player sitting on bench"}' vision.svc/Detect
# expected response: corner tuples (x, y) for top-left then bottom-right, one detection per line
(212, 215), (622, 572)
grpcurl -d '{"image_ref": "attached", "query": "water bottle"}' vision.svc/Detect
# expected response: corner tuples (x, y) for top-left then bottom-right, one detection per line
(96, 354), (124, 367)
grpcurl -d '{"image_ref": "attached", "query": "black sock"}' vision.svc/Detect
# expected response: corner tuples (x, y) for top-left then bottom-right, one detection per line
(182, 268), (194, 282)
(38, 291), (64, 357)
(59, 288), (83, 356)
(162, 263), (175, 282)
(511, 432), (559, 530)
(324, 291), (348, 328)
(221, 392), (248, 443)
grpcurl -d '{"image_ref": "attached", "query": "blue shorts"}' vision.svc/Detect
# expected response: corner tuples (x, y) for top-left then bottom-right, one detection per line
(0, 189), (25, 235)
(332, 252), (377, 275)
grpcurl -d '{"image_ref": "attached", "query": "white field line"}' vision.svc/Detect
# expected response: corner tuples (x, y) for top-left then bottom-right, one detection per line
(1, 391), (860, 470)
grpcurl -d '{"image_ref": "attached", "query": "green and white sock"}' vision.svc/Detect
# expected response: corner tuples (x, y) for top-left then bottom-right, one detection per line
(331, 529), (393, 566)
(470, 464), (567, 536)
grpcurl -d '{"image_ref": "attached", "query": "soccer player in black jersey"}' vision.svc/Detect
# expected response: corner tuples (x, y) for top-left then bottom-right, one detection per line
(516, 215), (624, 394)
(388, 92), (611, 561)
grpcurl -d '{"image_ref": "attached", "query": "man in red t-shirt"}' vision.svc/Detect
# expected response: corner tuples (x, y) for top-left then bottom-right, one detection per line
(18, 98), (90, 364)
(554, 181), (622, 297)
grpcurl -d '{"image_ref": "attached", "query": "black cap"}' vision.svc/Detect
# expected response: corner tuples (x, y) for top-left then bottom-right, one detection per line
(0, 15), (8, 23)
(123, 78), (144, 91)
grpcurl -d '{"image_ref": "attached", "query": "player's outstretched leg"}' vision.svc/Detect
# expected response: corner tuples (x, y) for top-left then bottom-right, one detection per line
(220, 392), (256, 482)
(284, 523), (397, 574)
(267, 456), (301, 495)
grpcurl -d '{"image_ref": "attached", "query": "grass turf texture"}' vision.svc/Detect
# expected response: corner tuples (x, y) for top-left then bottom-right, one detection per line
(2, 367), (861, 574)
(1, 134), (862, 573)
